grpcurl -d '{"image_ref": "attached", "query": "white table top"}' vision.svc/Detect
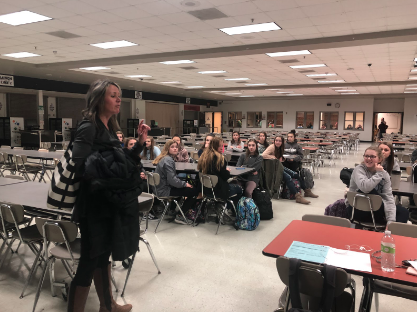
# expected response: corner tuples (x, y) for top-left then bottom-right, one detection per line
(0, 148), (63, 160)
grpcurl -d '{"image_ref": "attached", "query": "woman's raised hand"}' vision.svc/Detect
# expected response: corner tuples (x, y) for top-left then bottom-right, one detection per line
(137, 120), (151, 145)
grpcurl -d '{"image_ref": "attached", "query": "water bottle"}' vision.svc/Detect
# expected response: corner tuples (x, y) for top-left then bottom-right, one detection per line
(381, 230), (395, 272)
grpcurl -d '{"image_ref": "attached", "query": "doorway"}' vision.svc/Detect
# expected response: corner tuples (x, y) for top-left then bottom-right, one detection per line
(204, 112), (222, 133)
(373, 112), (403, 140)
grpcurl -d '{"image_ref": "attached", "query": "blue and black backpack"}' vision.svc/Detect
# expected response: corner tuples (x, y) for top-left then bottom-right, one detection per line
(234, 197), (260, 231)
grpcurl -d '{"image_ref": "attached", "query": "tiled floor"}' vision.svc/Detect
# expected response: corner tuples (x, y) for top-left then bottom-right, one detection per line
(1, 143), (416, 312)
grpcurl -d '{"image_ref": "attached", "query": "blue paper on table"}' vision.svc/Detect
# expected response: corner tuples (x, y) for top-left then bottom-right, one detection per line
(284, 241), (330, 264)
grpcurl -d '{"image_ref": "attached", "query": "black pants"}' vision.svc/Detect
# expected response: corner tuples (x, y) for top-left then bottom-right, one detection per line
(170, 186), (199, 211)
(72, 219), (112, 287)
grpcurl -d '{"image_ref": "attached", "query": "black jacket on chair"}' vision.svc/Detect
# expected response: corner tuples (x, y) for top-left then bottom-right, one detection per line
(72, 119), (146, 261)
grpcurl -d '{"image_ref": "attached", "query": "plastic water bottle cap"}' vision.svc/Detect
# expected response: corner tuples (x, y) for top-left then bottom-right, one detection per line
(385, 230), (391, 235)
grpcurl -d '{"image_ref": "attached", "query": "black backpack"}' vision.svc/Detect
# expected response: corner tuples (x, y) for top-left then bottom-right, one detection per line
(340, 167), (353, 187)
(288, 258), (337, 312)
(252, 188), (273, 220)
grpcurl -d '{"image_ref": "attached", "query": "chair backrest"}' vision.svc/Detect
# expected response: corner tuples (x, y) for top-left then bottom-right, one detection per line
(402, 154), (411, 162)
(14, 154), (27, 165)
(223, 153), (232, 162)
(38, 149), (49, 152)
(13, 147), (23, 150)
(0, 203), (25, 224)
(146, 172), (160, 187)
(276, 257), (348, 307)
(192, 152), (199, 161)
(388, 222), (417, 238)
(346, 191), (382, 212)
(302, 214), (351, 228)
(35, 217), (78, 243)
(199, 173), (219, 199)
(5, 175), (25, 180)
(1, 145), (11, 148)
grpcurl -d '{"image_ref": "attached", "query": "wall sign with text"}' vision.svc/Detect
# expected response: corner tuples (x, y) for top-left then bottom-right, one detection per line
(0, 74), (14, 87)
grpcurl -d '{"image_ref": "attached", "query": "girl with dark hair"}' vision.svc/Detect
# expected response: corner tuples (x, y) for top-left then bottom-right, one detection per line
(378, 142), (399, 175)
(172, 134), (189, 162)
(236, 139), (263, 198)
(347, 146), (408, 224)
(69, 80), (150, 312)
(262, 136), (311, 204)
(140, 137), (161, 160)
(227, 131), (244, 152)
(198, 137), (242, 211)
(257, 132), (269, 154)
(123, 137), (136, 150)
(198, 133), (215, 157)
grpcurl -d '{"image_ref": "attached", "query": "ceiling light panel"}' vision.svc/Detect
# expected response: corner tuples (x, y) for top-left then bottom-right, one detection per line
(290, 64), (327, 69)
(220, 22), (281, 35)
(160, 60), (195, 65)
(160, 81), (181, 84)
(225, 78), (250, 81)
(79, 67), (111, 71)
(90, 40), (137, 49)
(340, 93), (360, 94)
(0, 11), (52, 26)
(306, 74), (337, 77)
(318, 80), (345, 83)
(245, 83), (267, 86)
(187, 86), (204, 88)
(198, 71), (227, 74)
(125, 75), (152, 78)
(2, 52), (41, 58)
(335, 89), (357, 92)
(266, 50), (311, 57)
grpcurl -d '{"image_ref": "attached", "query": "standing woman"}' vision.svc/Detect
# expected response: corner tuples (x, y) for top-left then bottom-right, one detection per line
(378, 142), (400, 175)
(140, 137), (161, 160)
(227, 131), (244, 152)
(262, 136), (312, 204)
(198, 137), (242, 211)
(69, 80), (150, 312)
(198, 133), (215, 157)
(347, 146), (409, 224)
(236, 139), (263, 198)
(153, 140), (199, 224)
(172, 134), (189, 162)
(257, 132), (269, 154)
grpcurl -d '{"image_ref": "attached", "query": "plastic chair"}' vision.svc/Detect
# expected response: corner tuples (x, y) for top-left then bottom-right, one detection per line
(32, 218), (81, 312)
(195, 173), (238, 235)
(302, 214), (351, 228)
(346, 191), (385, 231)
(121, 193), (161, 297)
(360, 223), (417, 312)
(0, 204), (43, 299)
(146, 172), (190, 233)
(14, 155), (44, 182)
(276, 257), (353, 312)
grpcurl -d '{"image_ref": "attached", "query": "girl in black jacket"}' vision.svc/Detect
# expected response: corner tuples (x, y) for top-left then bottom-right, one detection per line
(197, 137), (242, 211)
(69, 80), (150, 312)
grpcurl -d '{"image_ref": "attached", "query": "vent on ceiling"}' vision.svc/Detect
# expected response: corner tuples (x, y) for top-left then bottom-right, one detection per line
(311, 78), (323, 80)
(188, 8), (228, 20)
(279, 59), (299, 64)
(181, 0), (200, 7)
(235, 81), (247, 84)
(299, 70), (315, 73)
(180, 66), (198, 70)
(213, 75), (226, 77)
(46, 31), (81, 39)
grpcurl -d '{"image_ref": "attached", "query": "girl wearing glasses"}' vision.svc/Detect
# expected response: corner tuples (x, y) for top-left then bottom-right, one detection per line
(346, 146), (408, 224)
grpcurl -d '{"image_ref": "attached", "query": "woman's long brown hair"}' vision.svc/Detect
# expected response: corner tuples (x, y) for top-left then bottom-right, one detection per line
(153, 140), (178, 165)
(274, 136), (285, 159)
(197, 137), (224, 173)
(378, 142), (395, 174)
(142, 137), (156, 160)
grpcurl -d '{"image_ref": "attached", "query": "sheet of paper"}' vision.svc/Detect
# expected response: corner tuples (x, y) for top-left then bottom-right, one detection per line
(325, 248), (372, 272)
(284, 241), (329, 264)
(409, 260), (417, 270)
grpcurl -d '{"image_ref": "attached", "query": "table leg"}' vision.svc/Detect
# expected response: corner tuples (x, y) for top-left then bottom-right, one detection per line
(359, 277), (373, 312)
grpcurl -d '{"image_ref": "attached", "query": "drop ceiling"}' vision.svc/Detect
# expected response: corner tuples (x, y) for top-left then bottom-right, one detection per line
(1, 0), (417, 100)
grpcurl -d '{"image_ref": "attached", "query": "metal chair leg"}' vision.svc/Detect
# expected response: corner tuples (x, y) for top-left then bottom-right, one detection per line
(121, 248), (137, 297)
(193, 198), (206, 227)
(216, 203), (227, 235)
(174, 199), (191, 225)
(49, 258), (56, 297)
(154, 201), (170, 233)
(32, 257), (51, 312)
(141, 237), (161, 274)
(20, 244), (43, 299)
(111, 266), (118, 292)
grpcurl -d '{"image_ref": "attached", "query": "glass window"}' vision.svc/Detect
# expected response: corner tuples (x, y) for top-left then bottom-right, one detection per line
(267, 112), (283, 128)
(344, 112), (364, 131)
(319, 112), (339, 130)
(228, 112), (242, 128)
(296, 111), (314, 129)
(247, 111), (262, 128)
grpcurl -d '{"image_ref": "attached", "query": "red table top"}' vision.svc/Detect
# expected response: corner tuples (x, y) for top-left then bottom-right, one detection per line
(263, 220), (417, 286)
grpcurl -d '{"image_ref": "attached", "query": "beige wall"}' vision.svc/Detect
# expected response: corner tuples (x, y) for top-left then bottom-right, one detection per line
(145, 101), (180, 134)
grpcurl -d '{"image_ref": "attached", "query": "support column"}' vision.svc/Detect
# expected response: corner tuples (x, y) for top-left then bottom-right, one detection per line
(0, 93), (6, 117)
(36, 90), (44, 129)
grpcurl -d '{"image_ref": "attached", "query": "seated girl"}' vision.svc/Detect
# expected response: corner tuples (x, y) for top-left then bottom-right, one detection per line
(236, 139), (263, 198)
(153, 140), (199, 224)
(197, 137), (242, 212)
(123, 137), (136, 150)
(346, 146), (409, 225)
(378, 142), (400, 174)
(227, 131), (244, 152)
(172, 134), (189, 162)
(257, 132), (269, 154)
(262, 136), (314, 204)
(198, 133), (214, 157)
(140, 137), (161, 160)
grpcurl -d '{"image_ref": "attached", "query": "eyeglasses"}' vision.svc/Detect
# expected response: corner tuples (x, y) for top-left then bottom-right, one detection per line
(363, 154), (377, 159)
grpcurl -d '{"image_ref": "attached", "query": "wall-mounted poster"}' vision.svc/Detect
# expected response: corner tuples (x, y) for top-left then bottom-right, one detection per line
(10, 117), (24, 147)
(62, 118), (72, 141)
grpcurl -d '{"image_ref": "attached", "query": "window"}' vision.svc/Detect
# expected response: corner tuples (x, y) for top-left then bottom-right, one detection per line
(267, 112), (283, 128)
(296, 111), (314, 129)
(228, 112), (242, 128)
(247, 111), (262, 128)
(344, 112), (364, 130)
(319, 112), (339, 130)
